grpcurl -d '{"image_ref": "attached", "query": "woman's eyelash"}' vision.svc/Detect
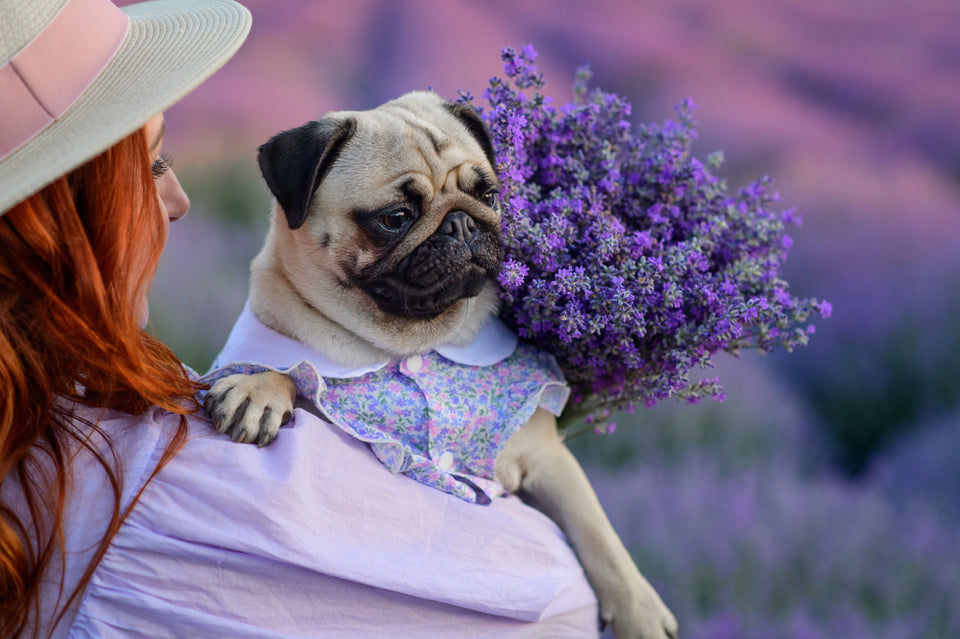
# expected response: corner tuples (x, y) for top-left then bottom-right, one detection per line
(152, 152), (172, 179)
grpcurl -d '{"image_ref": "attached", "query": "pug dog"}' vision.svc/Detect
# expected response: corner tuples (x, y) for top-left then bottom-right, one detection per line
(204, 91), (678, 639)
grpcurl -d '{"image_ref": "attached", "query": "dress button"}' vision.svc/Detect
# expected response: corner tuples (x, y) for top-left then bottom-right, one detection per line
(438, 451), (454, 472)
(405, 354), (423, 373)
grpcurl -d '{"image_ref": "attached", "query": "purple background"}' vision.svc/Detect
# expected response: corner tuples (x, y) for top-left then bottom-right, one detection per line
(140, 1), (960, 636)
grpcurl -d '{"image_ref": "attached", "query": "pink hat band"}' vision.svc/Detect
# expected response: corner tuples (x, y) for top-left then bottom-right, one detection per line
(0, 0), (129, 161)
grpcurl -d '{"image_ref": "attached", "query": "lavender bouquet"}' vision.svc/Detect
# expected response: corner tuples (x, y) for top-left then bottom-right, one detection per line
(460, 46), (831, 437)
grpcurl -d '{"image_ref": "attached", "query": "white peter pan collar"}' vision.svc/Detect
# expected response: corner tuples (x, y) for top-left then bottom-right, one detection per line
(211, 301), (518, 379)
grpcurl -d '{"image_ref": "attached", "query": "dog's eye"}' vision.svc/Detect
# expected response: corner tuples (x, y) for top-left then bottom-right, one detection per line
(482, 190), (499, 209)
(379, 209), (414, 231)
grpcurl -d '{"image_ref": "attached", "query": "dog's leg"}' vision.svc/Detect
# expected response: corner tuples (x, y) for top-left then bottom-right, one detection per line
(496, 409), (678, 639)
(204, 372), (297, 447)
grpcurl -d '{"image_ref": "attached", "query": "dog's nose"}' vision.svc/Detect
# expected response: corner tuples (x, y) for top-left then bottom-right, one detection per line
(439, 210), (478, 243)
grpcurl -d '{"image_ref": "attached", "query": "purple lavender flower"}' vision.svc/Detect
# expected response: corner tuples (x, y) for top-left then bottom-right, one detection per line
(461, 45), (829, 433)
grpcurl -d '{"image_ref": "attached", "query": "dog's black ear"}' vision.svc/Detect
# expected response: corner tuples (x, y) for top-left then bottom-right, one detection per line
(444, 102), (496, 170)
(257, 117), (357, 230)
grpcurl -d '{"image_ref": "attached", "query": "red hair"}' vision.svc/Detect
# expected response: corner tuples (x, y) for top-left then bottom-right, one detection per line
(0, 127), (200, 637)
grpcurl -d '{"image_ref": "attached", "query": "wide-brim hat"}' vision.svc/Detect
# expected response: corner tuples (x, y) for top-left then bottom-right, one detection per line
(0, 0), (251, 214)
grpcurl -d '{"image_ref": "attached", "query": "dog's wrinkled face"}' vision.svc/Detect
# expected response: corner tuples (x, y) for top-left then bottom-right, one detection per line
(254, 91), (503, 357)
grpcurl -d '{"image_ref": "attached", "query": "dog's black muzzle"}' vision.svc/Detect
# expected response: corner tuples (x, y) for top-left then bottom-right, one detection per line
(364, 210), (503, 320)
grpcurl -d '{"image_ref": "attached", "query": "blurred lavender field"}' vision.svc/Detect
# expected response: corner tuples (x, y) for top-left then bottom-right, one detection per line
(143, 1), (960, 636)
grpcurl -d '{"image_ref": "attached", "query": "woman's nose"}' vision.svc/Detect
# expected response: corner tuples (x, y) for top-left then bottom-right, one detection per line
(160, 169), (190, 221)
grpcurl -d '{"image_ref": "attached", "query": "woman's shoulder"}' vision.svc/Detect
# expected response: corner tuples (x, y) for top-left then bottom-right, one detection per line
(1, 403), (187, 639)
(66, 404), (598, 637)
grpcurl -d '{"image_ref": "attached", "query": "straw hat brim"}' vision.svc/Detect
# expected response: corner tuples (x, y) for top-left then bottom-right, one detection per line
(0, 0), (251, 214)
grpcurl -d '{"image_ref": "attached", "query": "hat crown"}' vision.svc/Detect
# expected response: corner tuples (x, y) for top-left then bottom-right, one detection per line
(0, 0), (70, 63)
(0, 0), (252, 215)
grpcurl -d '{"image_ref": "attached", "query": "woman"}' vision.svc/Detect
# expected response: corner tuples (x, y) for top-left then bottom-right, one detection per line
(1, 0), (250, 634)
(0, 1), (598, 637)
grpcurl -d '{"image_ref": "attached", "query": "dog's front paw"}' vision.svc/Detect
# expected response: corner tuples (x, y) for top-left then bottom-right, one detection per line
(203, 372), (297, 447)
(601, 576), (678, 639)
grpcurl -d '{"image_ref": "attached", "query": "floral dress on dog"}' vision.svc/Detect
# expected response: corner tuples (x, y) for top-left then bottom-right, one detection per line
(204, 302), (569, 504)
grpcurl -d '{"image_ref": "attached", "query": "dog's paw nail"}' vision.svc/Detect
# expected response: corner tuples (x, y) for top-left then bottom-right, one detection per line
(224, 397), (252, 442)
(281, 410), (293, 426)
(203, 392), (223, 418)
(257, 430), (277, 448)
(253, 407), (282, 447)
